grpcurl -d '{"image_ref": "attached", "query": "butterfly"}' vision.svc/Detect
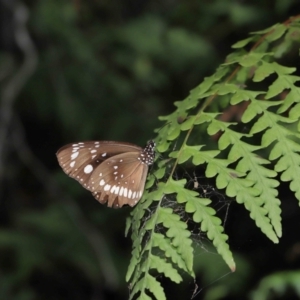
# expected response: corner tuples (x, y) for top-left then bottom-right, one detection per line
(56, 140), (155, 208)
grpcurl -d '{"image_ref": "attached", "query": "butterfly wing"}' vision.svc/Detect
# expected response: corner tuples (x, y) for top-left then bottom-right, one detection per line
(56, 141), (142, 190)
(89, 152), (149, 208)
(56, 140), (155, 208)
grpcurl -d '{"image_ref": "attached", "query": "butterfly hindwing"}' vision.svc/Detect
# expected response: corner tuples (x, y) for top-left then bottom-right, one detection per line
(89, 152), (149, 207)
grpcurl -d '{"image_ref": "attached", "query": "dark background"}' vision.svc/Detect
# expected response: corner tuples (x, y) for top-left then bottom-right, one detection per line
(0, 0), (300, 299)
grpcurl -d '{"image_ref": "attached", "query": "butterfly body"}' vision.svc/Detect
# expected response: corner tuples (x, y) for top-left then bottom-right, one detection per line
(56, 140), (155, 208)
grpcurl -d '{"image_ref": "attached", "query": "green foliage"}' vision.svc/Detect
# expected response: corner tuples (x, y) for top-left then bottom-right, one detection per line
(251, 270), (300, 300)
(26, 1), (215, 141)
(0, 204), (104, 280)
(1, 0), (300, 298)
(0, 204), (107, 299)
(127, 18), (300, 299)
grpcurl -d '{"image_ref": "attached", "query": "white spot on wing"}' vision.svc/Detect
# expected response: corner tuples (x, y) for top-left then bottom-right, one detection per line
(84, 164), (93, 174)
(99, 179), (105, 186)
(119, 186), (124, 196)
(71, 152), (79, 160)
(70, 161), (75, 168)
(114, 186), (120, 194)
(104, 184), (111, 191)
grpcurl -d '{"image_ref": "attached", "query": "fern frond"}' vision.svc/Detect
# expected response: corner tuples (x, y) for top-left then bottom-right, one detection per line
(127, 17), (300, 300)
(151, 233), (189, 273)
(130, 274), (166, 300)
(155, 206), (194, 274)
(127, 193), (194, 300)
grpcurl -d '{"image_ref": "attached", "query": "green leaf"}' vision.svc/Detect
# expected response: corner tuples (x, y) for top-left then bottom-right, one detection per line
(148, 255), (182, 283)
(253, 62), (276, 82)
(185, 195), (235, 271)
(152, 233), (189, 272)
(265, 24), (287, 42)
(266, 75), (299, 99)
(232, 36), (255, 48)
(239, 52), (270, 67)
(130, 274), (166, 300)
(157, 207), (194, 275)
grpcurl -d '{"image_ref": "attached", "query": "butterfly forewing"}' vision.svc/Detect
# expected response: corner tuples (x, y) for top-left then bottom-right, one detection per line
(56, 140), (155, 208)
(57, 141), (143, 188)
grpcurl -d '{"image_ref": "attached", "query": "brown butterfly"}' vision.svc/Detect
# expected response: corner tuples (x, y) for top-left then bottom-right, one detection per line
(56, 140), (155, 208)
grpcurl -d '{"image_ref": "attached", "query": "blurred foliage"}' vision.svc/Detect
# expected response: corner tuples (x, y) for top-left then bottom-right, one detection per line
(251, 270), (300, 300)
(0, 0), (300, 299)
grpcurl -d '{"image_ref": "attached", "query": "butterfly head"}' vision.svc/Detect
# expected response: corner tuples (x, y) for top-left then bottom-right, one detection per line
(139, 140), (155, 166)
